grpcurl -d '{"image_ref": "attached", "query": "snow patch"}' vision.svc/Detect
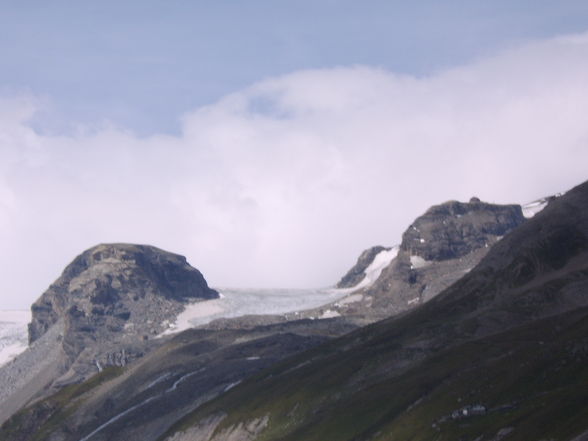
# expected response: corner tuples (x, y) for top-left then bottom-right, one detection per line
(159, 287), (351, 336)
(407, 297), (420, 305)
(0, 310), (30, 367)
(351, 246), (399, 291)
(167, 369), (205, 392)
(79, 368), (204, 441)
(224, 381), (241, 392)
(78, 396), (159, 441)
(320, 309), (341, 319)
(145, 372), (173, 390)
(161, 299), (226, 335)
(0, 341), (28, 367)
(410, 255), (431, 269)
(522, 199), (548, 218)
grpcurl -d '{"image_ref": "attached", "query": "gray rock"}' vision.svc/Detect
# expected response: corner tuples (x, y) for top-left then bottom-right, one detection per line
(27, 243), (218, 386)
(324, 198), (527, 322)
(367, 199), (525, 315)
(400, 199), (525, 261)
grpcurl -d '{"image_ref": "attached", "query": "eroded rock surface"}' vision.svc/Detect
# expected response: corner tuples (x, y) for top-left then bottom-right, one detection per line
(399, 198), (525, 261)
(33, 244), (217, 381)
(319, 198), (527, 321)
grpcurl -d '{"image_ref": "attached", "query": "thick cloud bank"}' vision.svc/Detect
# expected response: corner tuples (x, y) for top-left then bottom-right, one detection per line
(1, 33), (588, 308)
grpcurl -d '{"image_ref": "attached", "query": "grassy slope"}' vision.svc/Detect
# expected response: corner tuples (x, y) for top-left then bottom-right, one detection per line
(162, 304), (588, 441)
(162, 182), (588, 441)
(0, 367), (124, 441)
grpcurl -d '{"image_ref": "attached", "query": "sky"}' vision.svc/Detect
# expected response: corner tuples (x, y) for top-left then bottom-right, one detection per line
(1, 2), (588, 309)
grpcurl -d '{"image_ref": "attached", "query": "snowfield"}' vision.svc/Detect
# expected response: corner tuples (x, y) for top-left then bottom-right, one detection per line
(522, 199), (549, 218)
(357, 247), (398, 288)
(410, 255), (431, 269)
(0, 310), (30, 367)
(161, 287), (355, 335)
(333, 246), (399, 294)
(162, 248), (401, 335)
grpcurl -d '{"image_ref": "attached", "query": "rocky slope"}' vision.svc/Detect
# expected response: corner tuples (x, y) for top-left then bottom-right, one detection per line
(32, 243), (218, 375)
(0, 245), (360, 440)
(29, 243), (218, 343)
(0, 243), (218, 423)
(153, 179), (588, 441)
(0, 316), (357, 441)
(319, 197), (527, 322)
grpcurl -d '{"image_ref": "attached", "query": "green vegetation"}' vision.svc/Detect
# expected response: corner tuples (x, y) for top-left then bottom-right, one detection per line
(0, 366), (124, 441)
(161, 304), (588, 441)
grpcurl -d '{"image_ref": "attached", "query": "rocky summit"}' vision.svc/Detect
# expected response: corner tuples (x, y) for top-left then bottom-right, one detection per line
(399, 197), (525, 261)
(31, 244), (218, 374)
(326, 198), (527, 321)
(30, 243), (217, 342)
(365, 198), (526, 310)
(0, 244), (217, 423)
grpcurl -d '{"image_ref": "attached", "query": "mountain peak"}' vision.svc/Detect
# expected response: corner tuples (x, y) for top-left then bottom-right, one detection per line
(400, 198), (525, 261)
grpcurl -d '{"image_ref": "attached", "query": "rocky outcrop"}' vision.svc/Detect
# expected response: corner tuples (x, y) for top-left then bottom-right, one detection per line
(27, 243), (218, 385)
(336, 246), (391, 288)
(325, 198), (527, 321)
(399, 198), (525, 261)
(367, 198), (525, 308)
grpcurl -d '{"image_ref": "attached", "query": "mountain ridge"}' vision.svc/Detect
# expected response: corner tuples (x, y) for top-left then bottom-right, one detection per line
(154, 180), (588, 441)
(0, 185), (581, 441)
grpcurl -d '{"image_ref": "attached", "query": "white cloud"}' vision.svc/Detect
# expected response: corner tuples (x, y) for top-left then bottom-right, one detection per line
(1, 32), (588, 308)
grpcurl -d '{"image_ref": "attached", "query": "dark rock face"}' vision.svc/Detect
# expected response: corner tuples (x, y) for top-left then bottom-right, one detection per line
(328, 199), (527, 321)
(370, 199), (526, 307)
(28, 243), (218, 382)
(400, 200), (525, 261)
(336, 246), (391, 288)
